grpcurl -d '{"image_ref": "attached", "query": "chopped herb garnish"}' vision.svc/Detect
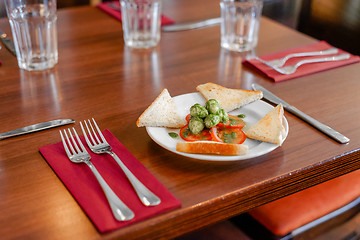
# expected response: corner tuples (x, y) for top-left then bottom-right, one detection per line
(183, 128), (190, 138)
(168, 132), (178, 138)
(237, 114), (246, 118)
(223, 133), (231, 139)
(229, 118), (236, 126)
(231, 132), (236, 139)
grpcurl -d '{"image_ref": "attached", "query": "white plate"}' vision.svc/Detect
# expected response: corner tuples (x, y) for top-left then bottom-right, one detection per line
(146, 92), (288, 161)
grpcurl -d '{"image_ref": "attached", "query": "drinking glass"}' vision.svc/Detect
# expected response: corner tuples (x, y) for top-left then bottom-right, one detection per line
(120, 0), (162, 49)
(220, 0), (263, 52)
(5, 0), (58, 71)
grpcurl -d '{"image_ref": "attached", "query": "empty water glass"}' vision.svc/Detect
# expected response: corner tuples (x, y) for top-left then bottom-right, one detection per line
(5, 0), (58, 71)
(120, 0), (162, 49)
(220, 0), (263, 52)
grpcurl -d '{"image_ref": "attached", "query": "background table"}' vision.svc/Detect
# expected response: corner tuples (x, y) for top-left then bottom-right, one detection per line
(0, 1), (359, 239)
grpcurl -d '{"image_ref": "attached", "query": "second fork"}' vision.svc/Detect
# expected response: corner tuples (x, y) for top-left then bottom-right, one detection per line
(80, 119), (161, 207)
(256, 47), (339, 68)
(60, 128), (135, 221)
(273, 53), (351, 74)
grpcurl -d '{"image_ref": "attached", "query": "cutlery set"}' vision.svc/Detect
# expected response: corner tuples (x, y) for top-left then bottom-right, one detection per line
(159, 17), (352, 74)
(159, 16), (352, 73)
(60, 118), (161, 221)
(256, 48), (350, 74)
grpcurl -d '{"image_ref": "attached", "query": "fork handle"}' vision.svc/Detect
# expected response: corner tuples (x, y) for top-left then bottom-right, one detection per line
(107, 151), (161, 206)
(282, 48), (338, 62)
(295, 53), (351, 68)
(85, 161), (135, 221)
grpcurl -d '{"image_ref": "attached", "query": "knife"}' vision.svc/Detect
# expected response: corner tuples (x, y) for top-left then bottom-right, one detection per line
(105, 2), (222, 32)
(252, 84), (350, 144)
(162, 17), (222, 32)
(0, 119), (75, 140)
(0, 31), (16, 56)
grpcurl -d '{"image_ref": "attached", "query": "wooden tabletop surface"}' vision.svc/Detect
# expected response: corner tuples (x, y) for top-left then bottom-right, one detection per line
(0, 1), (359, 239)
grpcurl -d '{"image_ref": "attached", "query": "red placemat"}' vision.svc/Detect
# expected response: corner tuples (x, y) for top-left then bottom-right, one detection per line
(39, 129), (181, 233)
(97, 1), (175, 26)
(243, 41), (360, 82)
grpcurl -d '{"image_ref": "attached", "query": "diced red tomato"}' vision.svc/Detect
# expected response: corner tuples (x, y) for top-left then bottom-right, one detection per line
(180, 124), (212, 142)
(217, 115), (245, 129)
(210, 126), (246, 144)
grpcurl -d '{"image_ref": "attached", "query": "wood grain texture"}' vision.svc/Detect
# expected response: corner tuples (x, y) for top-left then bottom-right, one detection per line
(0, 1), (359, 239)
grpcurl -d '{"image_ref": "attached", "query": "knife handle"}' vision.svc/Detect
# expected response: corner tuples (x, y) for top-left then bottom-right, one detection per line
(287, 106), (350, 144)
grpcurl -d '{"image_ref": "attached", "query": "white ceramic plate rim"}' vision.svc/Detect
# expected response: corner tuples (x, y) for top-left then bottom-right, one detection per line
(146, 92), (288, 161)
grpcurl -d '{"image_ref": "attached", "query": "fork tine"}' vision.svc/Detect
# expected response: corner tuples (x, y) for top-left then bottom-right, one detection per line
(63, 129), (78, 155)
(91, 118), (108, 144)
(72, 127), (87, 153)
(83, 120), (96, 144)
(80, 121), (94, 148)
(60, 130), (73, 157)
(86, 119), (103, 144)
(67, 128), (82, 154)
(84, 120), (98, 146)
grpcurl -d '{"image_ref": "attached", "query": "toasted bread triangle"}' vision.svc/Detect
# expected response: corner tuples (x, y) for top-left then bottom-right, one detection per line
(136, 89), (187, 128)
(196, 83), (263, 112)
(245, 104), (285, 145)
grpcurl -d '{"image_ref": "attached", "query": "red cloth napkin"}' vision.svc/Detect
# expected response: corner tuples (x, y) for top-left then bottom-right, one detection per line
(97, 1), (175, 26)
(39, 129), (181, 233)
(243, 41), (360, 82)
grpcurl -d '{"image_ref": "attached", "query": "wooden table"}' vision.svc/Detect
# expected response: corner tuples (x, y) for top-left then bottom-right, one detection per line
(0, 1), (359, 239)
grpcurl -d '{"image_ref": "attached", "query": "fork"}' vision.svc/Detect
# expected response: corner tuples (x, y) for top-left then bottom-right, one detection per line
(80, 119), (161, 207)
(272, 53), (351, 75)
(60, 128), (135, 221)
(256, 47), (338, 68)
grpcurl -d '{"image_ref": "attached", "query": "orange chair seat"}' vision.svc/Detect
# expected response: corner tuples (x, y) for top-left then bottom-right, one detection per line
(249, 169), (360, 236)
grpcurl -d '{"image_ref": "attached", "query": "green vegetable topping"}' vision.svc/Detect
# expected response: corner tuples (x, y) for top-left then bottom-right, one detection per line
(190, 103), (208, 118)
(186, 99), (243, 136)
(218, 109), (229, 123)
(205, 99), (221, 114)
(188, 116), (205, 134)
(168, 132), (178, 138)
(204, 114), (221, 128)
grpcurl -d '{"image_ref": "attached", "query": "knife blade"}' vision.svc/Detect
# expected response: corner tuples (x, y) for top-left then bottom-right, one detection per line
(162, 17), (222, 32)
(252, 83), (350, 144)
(0, 31), (16, 56)
(0, 119), (75, 140)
